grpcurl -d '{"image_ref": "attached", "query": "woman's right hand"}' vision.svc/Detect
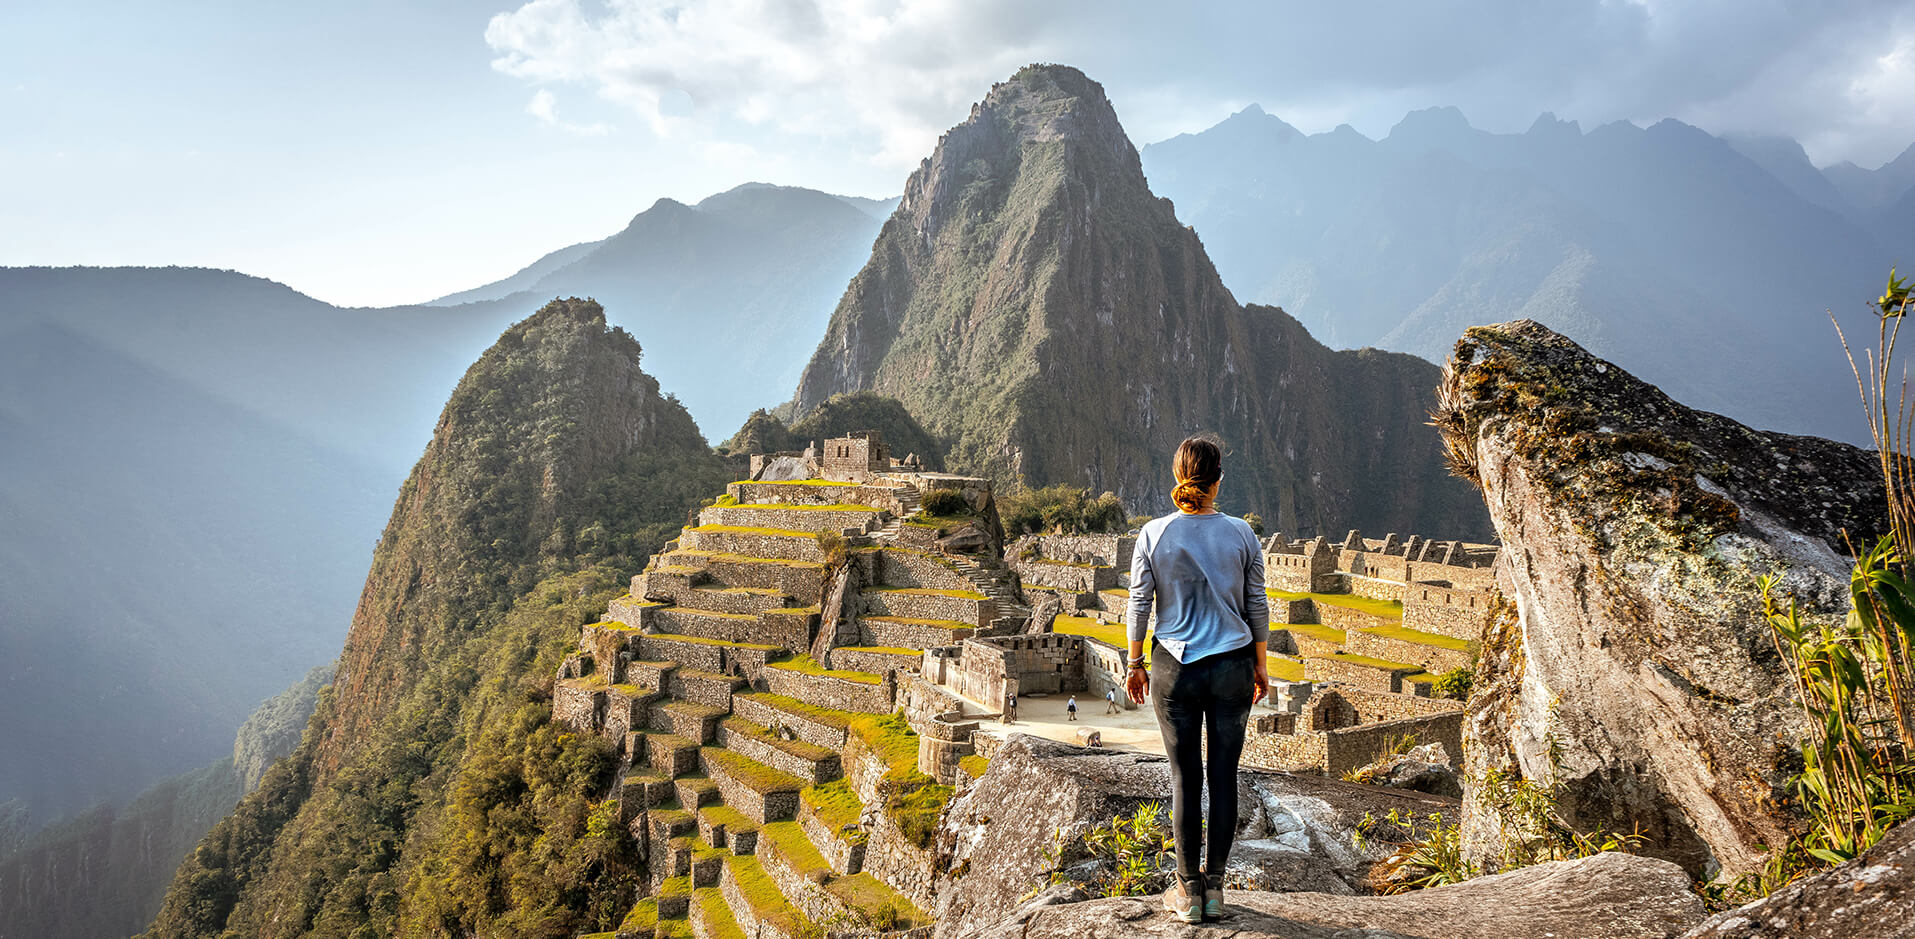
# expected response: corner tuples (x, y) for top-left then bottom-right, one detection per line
(1125, 667), (1149, 705)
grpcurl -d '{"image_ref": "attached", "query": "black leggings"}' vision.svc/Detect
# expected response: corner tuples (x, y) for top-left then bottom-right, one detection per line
(1150, 640), (1255, 880)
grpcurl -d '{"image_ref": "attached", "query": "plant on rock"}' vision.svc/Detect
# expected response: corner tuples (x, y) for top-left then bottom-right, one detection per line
(1043, 801), (1173, 898)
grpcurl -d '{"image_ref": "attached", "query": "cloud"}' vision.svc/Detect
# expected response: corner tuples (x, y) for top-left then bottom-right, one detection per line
(524, 87), (611, 136)
(484, 0), (1915, 170)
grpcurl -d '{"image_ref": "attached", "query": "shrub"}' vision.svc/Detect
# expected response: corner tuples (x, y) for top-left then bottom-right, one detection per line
(1000, 484), (1128, 536)
(1242, 512), (1266, 536)
(918, 488), (970, 517)
(1432, 664), (1475, 701)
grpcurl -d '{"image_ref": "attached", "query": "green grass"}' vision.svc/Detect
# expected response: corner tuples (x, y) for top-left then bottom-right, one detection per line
(760, 820), (833, 876)
(867, 586), (988, 600)
(1321, 651), (1420, 671)
(697, 803), (759, 835)
(617, 898), (659, 933)
(959, 754), (990, 779)
(660, 699), (730, 721)
(723, 855), (816, 935)
(1268, 588), (1404, 620)
(833, 645), (922, 656)
(824, 872), (931, 927)
(1267, 654), (1305, 682)
(860, 615), (975, 631)
(1357, 623), (1478, 652)
(904, 511), (978, 532)
(767, 655), (883, 685)
(1101, 587), (1129, 597)
(607, 682), (653, 698)
(656, 874), (692, 898)
(721, 716), (836, 762)
(723, 502), (881, 512)
(702, 747), (806, 794)
(1052, 614), (1130, 650)
(1279, 621), (1347, 645)
(1406, 671), (1439, 685)
(802, 779), (866, 833)
(692, 887), (746, 939)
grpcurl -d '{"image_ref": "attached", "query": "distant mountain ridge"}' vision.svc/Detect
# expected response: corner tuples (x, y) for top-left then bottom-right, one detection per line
(425, 183), (896, 437)
(1142, 105), (1913, 445)
(792, 65), (1488, 539)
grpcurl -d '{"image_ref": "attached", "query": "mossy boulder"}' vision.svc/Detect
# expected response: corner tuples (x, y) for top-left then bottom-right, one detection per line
(1435, 319), (1888, 880)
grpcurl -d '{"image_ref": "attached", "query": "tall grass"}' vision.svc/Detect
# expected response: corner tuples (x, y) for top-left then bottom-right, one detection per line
(1738, 269), (1915, 899)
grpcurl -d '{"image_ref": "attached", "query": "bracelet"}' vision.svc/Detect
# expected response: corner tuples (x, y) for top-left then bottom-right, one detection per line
(1127, 659), (1146, 671)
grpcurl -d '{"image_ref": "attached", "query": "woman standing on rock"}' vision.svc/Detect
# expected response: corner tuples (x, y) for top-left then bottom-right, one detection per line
(1126, 435), (1270, 924)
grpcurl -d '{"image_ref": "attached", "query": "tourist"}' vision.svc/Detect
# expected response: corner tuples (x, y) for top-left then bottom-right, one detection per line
(1067, 695), (1078, 720)
(1004, 690), (1017, 724)
(1105, 688), (1119, 714)
(1125, 436), (1269, 924)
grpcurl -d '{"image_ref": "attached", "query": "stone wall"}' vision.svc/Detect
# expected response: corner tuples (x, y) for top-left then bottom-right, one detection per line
(1402, 584), (1496, 641)
(1333, 685), (1464, 724)
(1080, 638), (1139, 711)
(667, 669), (743, 709)
(1343, 628), (1473, 673)
(678, 527), (827, 563)
(680, 555), (827, 602)
(873, 548), (975, 592)
(553, 678), (605, 734)
(1316, 603), (1398, 634)
(1010, 557), (1116, 593)
(763, 665), (896, 714)
(701, 750), (802, 824)
(604, 596), (661, 630)
(1241, 728), (1329, 771)
(799, 803), (866, 876)
(731, 694), (849, 750)
(720, 861), (806, 939)
(1324, 711), (1466, 777)
(1343, 574), (1407, 602)
(1305, 655), (1422, 694)
(861, 618), (973, 649)
(963, 634), (1085, 696)
(1265, 547), (1338, 592)
(830, 647), (922, 675)
(860, 589), (991, 624)
(1012, 533), (1136, 567)
(1266, 597), (1316, 625)
(729, 481), (910, 515)
(699, 504), (880, 535)
(860, 809), (942, 915)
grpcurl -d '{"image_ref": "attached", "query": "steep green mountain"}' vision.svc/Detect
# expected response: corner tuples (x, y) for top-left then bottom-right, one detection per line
(1140, 105), (1911, 444)
(427, 183), (895, 435)
(144, 298), (724, 938)
(790, 65), (1487, 539)
(0, 665), (330, 939)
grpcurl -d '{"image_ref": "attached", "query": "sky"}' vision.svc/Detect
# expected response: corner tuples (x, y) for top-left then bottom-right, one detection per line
(4, 0), (1914, 308)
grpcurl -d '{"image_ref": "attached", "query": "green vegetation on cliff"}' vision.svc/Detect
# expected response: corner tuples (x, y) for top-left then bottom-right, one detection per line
(144, 299), (726, 937)
(721, 391), (945, 470)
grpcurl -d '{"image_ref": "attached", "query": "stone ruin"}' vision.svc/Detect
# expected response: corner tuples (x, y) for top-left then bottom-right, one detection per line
(549, 442), (1510, 935)
(552, 433), (1025, 938)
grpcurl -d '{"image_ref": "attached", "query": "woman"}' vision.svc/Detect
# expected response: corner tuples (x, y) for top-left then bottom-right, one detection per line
(1125, 436), (1269, 923)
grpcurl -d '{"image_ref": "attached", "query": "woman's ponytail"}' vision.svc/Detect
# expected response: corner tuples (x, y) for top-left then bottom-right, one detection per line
(1171, 436), (1222, 514)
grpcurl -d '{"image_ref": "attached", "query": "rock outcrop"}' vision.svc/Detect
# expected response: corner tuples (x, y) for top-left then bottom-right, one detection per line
(934, 736), (1458, 938)
(1434, 320), (1888, 879)
(1683, 819), (1915, 937)
(978, 851), (1706, 939)
(790, 64), (1490, 539)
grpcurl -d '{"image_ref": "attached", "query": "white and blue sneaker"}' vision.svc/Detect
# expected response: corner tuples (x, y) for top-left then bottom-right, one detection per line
(1163, 876), (1203, 924)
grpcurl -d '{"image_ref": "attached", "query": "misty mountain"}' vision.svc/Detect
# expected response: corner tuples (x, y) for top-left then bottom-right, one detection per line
(1141, 105), (1913, 444)
(0, 181), (884, 830)
(0, 322), (382, 822)
(1822, 141), (1915, 214)
(426, 182), (896, 436)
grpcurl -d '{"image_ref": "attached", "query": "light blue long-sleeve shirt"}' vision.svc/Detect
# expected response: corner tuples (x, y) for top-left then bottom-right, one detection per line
(1127, 511), (1270, 664)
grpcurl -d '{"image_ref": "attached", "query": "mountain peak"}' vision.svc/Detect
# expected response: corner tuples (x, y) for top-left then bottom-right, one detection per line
(898, 62), (1139, 241)
(1386, 105), (1483, 151)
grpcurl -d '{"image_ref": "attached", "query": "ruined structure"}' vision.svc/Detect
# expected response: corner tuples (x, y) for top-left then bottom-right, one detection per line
(555, 433), (1028, 937)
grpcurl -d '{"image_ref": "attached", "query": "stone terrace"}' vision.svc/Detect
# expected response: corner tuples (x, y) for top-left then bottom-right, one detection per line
(562, 435), (1025, 938)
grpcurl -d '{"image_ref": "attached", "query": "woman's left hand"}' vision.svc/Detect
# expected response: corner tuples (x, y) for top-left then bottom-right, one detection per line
(1251, 657), (1268, 704)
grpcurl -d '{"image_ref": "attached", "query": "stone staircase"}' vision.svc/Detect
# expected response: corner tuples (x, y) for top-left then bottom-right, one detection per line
(947, 553), (1031, 632)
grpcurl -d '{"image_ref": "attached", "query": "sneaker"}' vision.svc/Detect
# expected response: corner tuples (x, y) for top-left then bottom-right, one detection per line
(1162, 876), (1202, 924)
(1203, 872), (1224, 920)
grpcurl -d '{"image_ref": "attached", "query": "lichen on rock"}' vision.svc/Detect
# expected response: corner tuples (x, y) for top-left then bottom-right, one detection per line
(1434, 319), (1888, 880)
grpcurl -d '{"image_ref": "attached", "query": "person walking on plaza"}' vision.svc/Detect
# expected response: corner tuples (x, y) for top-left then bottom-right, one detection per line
(1004, 690), (1017, 725)
(1125, 435), (1269, 924)
(1067, 695), (1078, 721)
(1105, 687), (1119, 714)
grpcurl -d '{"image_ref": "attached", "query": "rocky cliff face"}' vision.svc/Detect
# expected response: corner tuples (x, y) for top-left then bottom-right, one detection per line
(1434, 320), (1887, 879)
(791, 64), (1488, 539)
